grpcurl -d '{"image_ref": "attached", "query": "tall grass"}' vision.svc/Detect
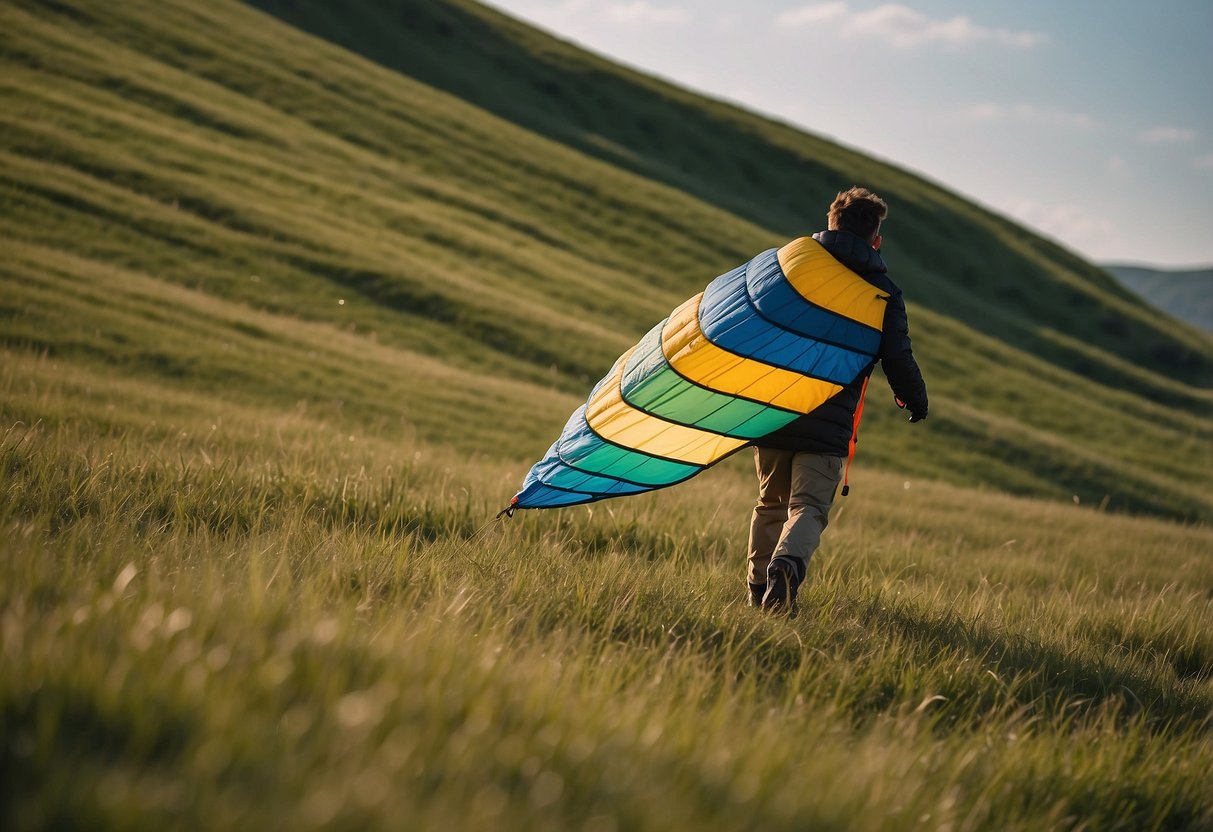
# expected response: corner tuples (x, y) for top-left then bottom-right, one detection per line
(3, 352), (1211, 830)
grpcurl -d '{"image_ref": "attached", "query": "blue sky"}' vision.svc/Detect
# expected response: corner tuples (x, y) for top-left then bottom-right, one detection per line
(483, 0), (1213, 267)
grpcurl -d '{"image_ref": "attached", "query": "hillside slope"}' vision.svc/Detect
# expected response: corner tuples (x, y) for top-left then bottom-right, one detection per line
(1104, 264), (1213, 332)
(253, 0), (1213, 397)
(1, 0), (1211, 519)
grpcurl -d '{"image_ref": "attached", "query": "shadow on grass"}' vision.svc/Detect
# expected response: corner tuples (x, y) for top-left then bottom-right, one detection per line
(849, 592), (1212, 733)
(489, 547), (1211, 737)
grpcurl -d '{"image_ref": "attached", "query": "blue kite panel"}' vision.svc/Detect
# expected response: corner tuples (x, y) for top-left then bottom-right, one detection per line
(534, 455), (651, 496)
(512, 482), (597, 508)
(699, 266), (873, 384)
(745, 249), (882, 355)
(618, 320), (668, 397)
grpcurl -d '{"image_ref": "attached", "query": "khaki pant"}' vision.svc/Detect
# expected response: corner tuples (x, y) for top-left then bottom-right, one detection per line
(747, 448), (844, 584)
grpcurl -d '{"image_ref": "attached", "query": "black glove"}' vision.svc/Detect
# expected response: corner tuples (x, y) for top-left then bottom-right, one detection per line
(895, 396), (926, 422)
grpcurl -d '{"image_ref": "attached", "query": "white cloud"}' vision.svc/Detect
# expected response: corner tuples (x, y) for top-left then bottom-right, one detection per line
(1005, 199), (1115, 249)
(1140, 126), (1196, 144)
(962, 102), (1094, 129)
(776, 3), (848, 27)
(776, 3), (1046, 49)
(964, 103), (1004, 121)
(715, 14), (739, 32)
(1194, 153), (1213, 171)
(602, 2), (688, 25)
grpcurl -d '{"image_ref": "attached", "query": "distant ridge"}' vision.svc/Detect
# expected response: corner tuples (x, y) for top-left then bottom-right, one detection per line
(1104, 264), (1213, 332)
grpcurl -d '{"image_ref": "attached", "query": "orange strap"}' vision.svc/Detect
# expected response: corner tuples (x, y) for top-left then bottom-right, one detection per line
(841, 375), (871, 496)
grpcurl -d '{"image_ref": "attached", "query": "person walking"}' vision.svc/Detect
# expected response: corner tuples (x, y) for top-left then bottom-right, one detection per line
(749, 187), (928, 616)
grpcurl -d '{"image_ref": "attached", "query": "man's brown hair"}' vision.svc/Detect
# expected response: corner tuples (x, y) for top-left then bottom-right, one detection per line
(827, 186), (888, 242)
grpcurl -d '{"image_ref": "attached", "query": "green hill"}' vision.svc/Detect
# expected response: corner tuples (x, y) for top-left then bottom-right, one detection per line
(1104, 263), (1213, 332)
(2, 0), (1211, 520)
(3, 2), (1213, 829)
(251, 0), (1213, 394)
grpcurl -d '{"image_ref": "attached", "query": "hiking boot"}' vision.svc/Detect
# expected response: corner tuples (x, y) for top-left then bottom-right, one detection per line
(761, 558), (801, 618)
(748, 582), (766, 607)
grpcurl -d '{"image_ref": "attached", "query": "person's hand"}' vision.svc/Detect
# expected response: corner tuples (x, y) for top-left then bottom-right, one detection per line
(896, 397), (925, 422)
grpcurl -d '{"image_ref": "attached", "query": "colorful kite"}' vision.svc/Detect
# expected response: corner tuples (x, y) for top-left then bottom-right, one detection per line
(502, 237), (888, 514)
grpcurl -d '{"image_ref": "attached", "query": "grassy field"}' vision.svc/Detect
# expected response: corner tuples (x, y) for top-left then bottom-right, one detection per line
(2, 0), (1212, 829)
(3, 351), (1212, 830)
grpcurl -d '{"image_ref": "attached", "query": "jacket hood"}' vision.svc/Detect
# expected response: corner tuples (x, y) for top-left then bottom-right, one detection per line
(812, 230), (887, 275)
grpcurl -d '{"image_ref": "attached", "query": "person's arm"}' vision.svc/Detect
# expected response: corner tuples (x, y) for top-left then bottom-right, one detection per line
(879, 291), (928, 421)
